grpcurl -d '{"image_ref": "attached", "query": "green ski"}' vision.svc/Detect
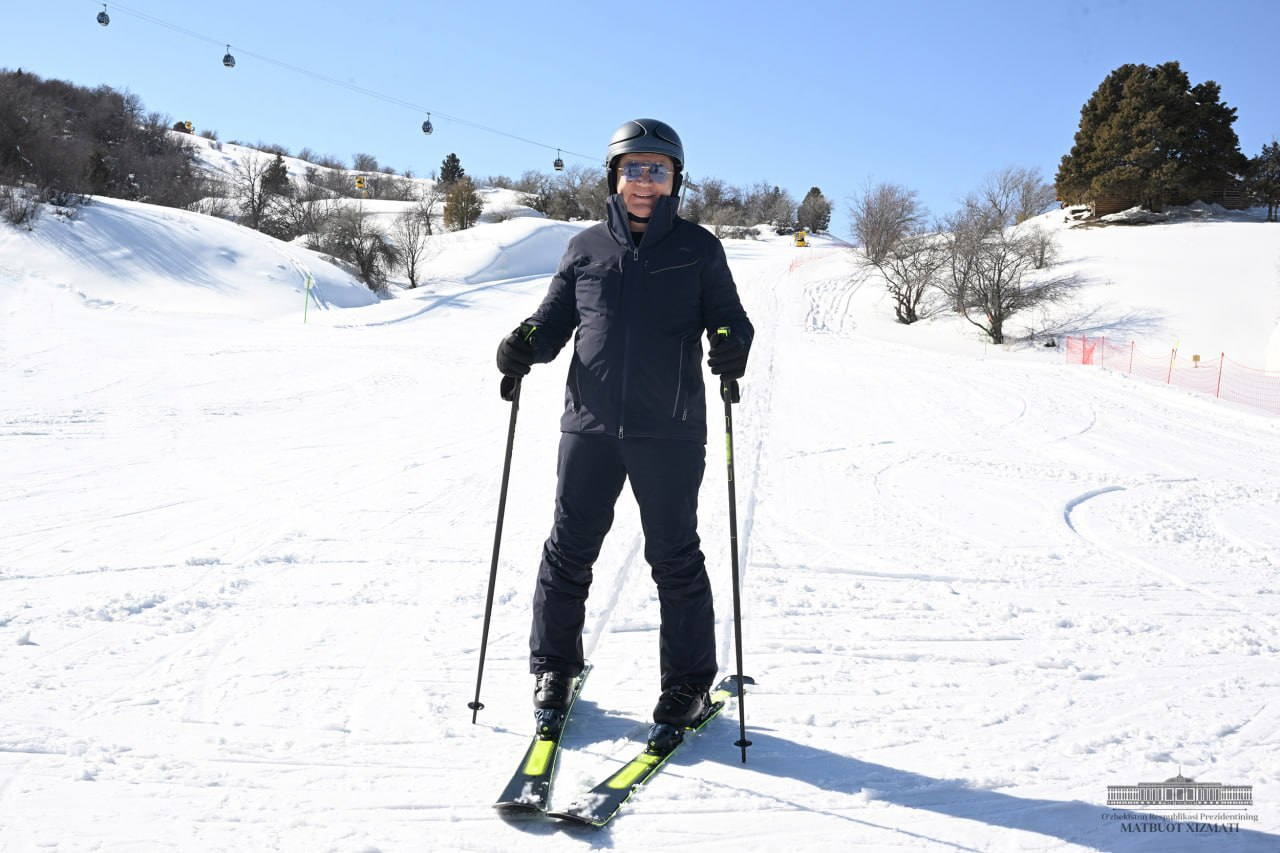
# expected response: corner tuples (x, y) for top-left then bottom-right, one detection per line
(548, 674), (753, 827)
(493, 663), (593, 813)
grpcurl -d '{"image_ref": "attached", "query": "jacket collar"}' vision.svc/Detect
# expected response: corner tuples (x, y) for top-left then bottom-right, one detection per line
(606, 194), (679, 251)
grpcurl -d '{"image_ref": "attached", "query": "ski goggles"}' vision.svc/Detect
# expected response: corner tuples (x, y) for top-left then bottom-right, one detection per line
(617, 161), (673, 182)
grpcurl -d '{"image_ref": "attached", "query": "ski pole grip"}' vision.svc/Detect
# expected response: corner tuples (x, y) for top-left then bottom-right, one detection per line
(498, 324), (536, 401)
(714, 327), (741, 404)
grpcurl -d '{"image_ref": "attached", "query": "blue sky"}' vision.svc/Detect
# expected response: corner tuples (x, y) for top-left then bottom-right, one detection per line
(5, 1), (1276, 235)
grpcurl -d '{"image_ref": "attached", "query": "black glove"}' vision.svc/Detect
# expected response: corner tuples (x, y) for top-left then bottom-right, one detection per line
(496, 324), (537, 378)
(707, 329), (748, 381)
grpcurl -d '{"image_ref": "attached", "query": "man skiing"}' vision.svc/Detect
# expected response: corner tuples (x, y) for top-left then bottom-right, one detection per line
(495, 118), (753, 731)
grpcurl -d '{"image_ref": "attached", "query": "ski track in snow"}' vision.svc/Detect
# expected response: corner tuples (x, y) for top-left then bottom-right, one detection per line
(3, 206), (1280, 851)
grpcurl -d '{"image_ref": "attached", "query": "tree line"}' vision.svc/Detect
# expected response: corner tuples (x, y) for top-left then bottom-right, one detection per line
(849, 167), (1068, 344)
(1, 68), (210, 222)
(483, 169), (832, 236)
(1, 68), (833, 293)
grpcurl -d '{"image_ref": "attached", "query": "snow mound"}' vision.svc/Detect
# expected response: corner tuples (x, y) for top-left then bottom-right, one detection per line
(7, 195), (376, 319)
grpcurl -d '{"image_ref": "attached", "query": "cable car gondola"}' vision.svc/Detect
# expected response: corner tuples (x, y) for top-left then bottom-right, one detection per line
(97, 4), (110, 26)
(422, 113), (433, 135)
(222, 45), (236, 68)
(553, 149), (564, 171)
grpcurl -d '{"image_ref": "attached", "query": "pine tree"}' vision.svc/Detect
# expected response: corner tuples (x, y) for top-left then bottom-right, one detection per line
(1249, 140), (1280, 222)
(797, 187), (832, 232)
(262, 153), (291, 196)
(1055, 61), (1247, 212)
(439, 153), (466, 187)
(443, 178), (483, 231)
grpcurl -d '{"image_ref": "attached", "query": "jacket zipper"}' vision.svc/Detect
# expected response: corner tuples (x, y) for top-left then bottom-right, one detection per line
(618, 236), (640, 439)
(671, 343), (685, 419)
(569, 359), (582, 412)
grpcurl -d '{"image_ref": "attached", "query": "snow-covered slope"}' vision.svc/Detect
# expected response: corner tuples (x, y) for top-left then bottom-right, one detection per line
(2, 194), (377, 319)
(1, 188), (1279, 851)
(1046, 206), (1280, 371)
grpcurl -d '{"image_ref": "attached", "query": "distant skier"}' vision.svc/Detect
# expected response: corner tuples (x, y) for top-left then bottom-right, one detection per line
(495, 118), (753, 729)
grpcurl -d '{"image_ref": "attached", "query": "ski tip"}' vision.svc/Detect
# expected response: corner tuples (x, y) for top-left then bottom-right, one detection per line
(548, 810), (605, 828)
(494, 801), (545, 816)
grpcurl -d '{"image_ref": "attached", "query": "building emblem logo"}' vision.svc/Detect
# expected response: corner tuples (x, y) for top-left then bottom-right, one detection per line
(1107, 770), (1252, 808)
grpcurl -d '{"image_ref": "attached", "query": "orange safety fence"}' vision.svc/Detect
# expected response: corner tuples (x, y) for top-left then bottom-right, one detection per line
(1065, 336), (1280, 415)
(788, 249), (835, 273)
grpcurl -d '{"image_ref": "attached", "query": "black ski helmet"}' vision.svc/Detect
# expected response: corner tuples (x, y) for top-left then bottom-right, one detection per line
(605, 118), (684, 195)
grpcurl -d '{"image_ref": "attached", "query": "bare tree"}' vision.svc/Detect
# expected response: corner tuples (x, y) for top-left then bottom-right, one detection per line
(849, 181), (926, 264)
(2, 186), (41, 229)
(392, 207), (438, 288)
(319, 205), (399, 293)
(937, 200), (1002, 313)
(416, 183), (445, 235)
(563, 163), (608, 220)
(351, 152), (379, 172)
(681, 177), (734, 224)
(977, 166), (1058, 225)
(754, 183), (798, 232)
(952, 223), (1077, 344)
(1021, 224), (1057, 269)
(281, 187), (339, 244)
(379, 173), (417, 202)
(230, 155), (283, 231)
(518, 164), (607, 221)
(870, 233), (948, 324)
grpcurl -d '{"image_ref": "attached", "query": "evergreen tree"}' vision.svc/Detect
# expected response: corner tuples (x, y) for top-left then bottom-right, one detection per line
(797, 187), (832, 232)
(1248, 140), (1280, 222)
(443, 178), (483, 231)
(262, 153), (291, 196)
(1055, 61), (1247, 211)
(85, 150), (112, 195)
(439, 153), (466, 187)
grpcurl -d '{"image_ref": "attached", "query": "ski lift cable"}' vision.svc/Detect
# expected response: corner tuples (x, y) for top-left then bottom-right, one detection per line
(99, 1), (592, 161)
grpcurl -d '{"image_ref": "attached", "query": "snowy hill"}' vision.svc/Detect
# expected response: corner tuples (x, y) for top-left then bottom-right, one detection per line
(2, 169), (1280, 852)
(2, 194), (377, 319)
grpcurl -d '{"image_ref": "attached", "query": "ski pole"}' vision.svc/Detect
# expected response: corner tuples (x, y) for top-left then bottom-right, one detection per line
(469, 373), (522, 723)
(716, 329), (752, 763)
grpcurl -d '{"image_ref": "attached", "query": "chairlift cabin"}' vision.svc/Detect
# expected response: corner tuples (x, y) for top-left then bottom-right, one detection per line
(97, 5), (110, 26)
(553, 150), (564, 171)
(421, 114), (433, 135)
(222, 46), (236, 68)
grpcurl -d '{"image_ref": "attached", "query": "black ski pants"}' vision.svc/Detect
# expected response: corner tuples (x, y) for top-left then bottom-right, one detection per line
(529, 432), (717, 690)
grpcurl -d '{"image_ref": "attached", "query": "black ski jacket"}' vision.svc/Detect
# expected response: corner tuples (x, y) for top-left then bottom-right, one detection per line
(526, 194), (753, 443)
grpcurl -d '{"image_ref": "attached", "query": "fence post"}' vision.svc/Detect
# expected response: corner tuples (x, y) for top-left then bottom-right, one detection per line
(1129, 341), (1135, 374)
(1216, 353), (1225, 399)
(1100, 336), (1106, 368)
(1167, 348), (1176, 384)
